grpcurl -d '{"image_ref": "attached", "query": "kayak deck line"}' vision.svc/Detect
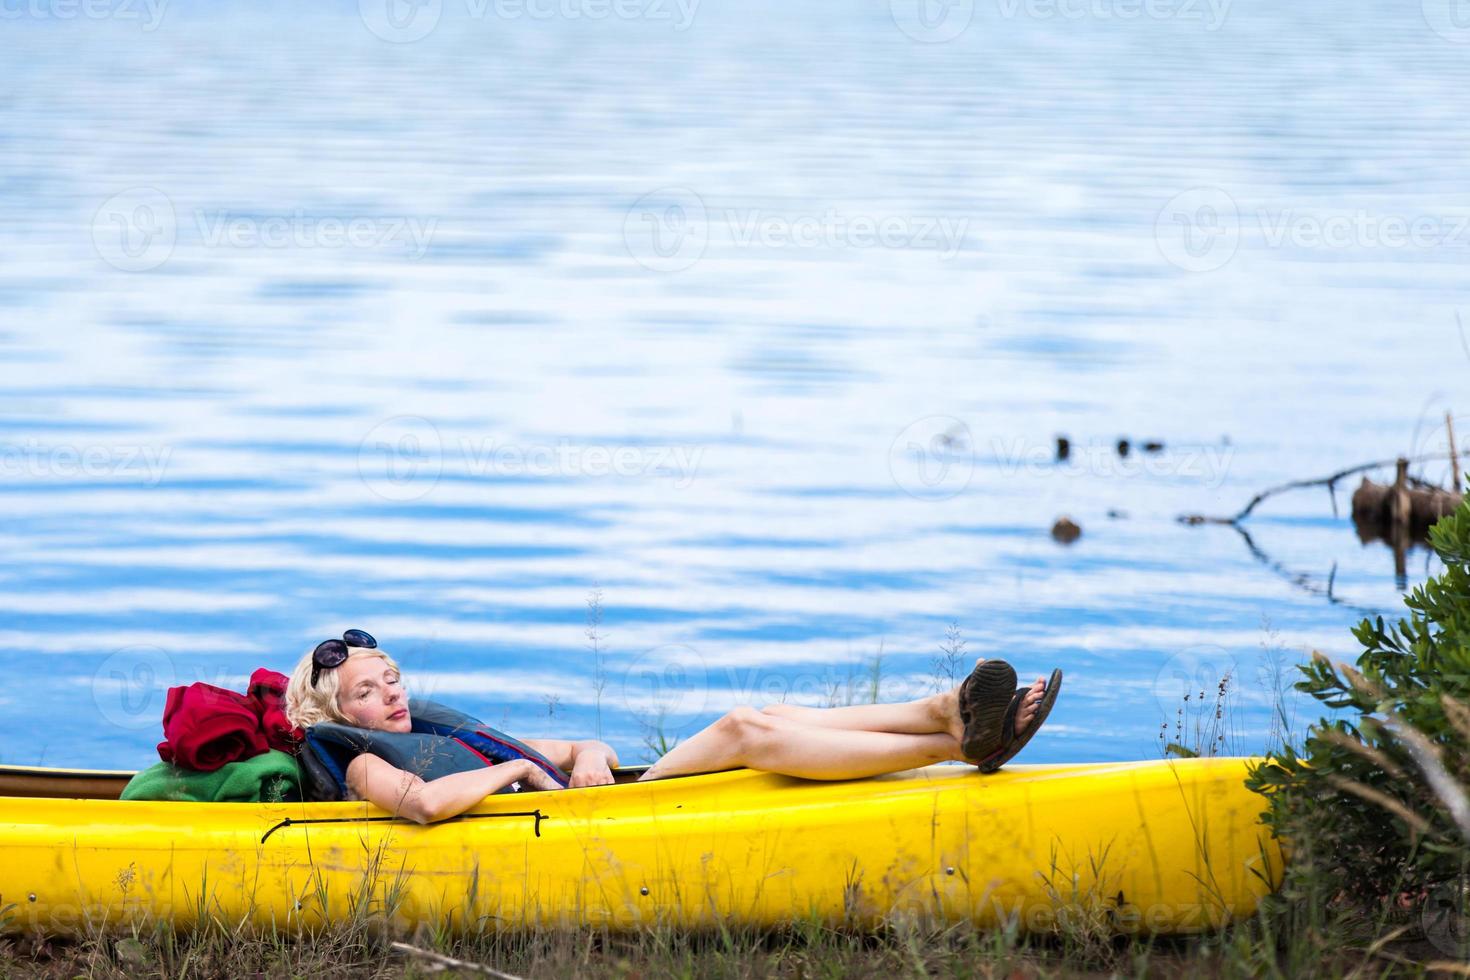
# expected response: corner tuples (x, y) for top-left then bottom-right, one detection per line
(0, 762), (659, 801)
(0, 764), (134, 800)
(260, 808), (549, 843)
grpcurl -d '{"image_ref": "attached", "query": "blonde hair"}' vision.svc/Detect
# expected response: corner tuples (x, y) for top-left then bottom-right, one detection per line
(284, 645), (403, 730)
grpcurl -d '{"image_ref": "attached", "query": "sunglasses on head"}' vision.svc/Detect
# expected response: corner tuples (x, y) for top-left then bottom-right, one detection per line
(311, 628), (377, 686)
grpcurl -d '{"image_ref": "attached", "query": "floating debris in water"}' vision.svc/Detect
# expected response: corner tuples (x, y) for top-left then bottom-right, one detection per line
(1352, 458), (1463, 587)
(1051, 516), (1082, 543)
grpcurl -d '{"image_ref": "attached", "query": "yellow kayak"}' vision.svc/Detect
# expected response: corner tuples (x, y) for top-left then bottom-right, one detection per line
(0, 757), (1281, 936)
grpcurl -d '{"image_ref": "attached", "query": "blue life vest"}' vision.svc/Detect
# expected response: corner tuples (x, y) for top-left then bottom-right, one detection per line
(298, 697), (570, 802)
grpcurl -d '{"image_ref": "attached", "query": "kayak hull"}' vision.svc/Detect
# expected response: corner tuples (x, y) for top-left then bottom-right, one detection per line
(0, 757), (1281, 936)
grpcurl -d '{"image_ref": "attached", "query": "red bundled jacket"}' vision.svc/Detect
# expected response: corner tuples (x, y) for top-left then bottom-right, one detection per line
(157, 668), (303, 772)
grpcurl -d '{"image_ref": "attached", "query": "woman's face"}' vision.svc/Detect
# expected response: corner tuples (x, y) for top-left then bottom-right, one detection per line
(335, 655), (411, 733)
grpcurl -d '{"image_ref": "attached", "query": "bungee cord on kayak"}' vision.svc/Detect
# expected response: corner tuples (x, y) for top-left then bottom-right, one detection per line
(259, 808), (549, 844)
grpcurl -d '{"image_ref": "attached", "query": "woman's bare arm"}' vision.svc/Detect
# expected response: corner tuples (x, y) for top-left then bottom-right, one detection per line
(345, 754), (561, 824)
(522, 738), (620, 786)
(522, 737), (620, 768)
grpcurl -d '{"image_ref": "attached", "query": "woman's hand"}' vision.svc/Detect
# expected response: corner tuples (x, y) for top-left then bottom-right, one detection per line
(519, 760), (568, 792)
(568, 749), (616, 788)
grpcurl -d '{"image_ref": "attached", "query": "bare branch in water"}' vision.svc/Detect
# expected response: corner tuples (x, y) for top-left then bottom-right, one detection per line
(1230, 524), (1383, 617)
(1178, 452), (1458, 526)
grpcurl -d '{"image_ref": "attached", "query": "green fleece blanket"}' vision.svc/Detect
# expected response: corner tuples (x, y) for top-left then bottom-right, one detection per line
(120, 749), (301, 803)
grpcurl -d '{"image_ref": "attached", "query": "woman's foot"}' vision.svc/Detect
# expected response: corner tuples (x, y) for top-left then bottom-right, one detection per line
(1013, 675), (1046, 735)
(938, 668), (1045, 743)
(954, 659), (1013, 760)
(976, 668), (1063, 774)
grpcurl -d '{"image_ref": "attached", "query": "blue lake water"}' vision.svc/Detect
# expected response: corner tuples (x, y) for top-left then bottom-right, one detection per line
(1, 0), (1467, 770)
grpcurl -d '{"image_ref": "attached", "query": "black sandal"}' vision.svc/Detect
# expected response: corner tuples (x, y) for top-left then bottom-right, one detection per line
(957, 659), (1018, 762)
(977, 668), (1062, 774)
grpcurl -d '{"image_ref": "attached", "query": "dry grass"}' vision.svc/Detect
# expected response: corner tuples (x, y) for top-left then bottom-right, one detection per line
(0, 916), (1426, 980)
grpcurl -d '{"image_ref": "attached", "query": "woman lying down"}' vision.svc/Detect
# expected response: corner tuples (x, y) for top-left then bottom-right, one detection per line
(283, 630), (1062, 824)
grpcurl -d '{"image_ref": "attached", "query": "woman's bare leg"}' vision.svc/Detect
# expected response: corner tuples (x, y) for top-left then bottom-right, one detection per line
(637, 706), (960, 781)
(759, 694), (951, 735)
(761, 675), (1048, 743)
(636, 675), (1051, 781)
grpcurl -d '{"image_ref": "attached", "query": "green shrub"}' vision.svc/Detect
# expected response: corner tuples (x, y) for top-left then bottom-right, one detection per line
(1247, 489), (1470, 938)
